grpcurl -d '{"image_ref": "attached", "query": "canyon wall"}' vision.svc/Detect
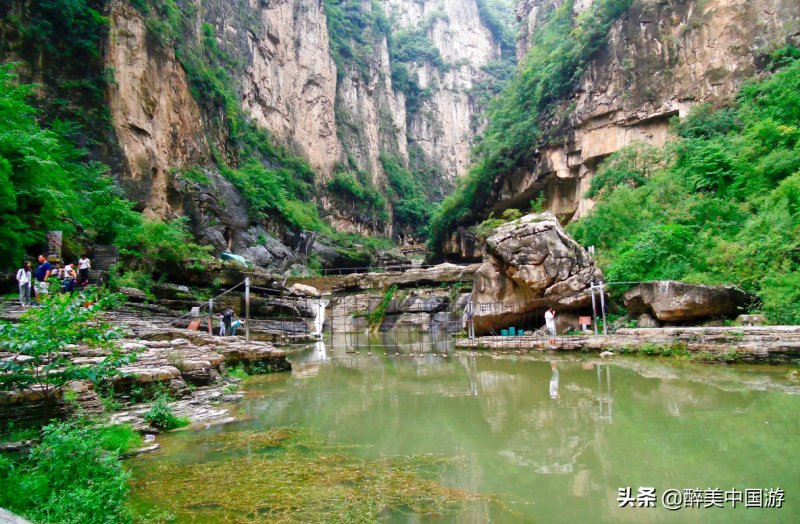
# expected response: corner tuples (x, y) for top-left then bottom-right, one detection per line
(103, 0), (505, 243)
(384, 0), (503, 184)
(443, 0), (799, 260)
(499, 0), (799, 222)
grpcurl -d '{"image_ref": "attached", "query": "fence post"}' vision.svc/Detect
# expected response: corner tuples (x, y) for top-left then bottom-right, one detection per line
(590, 283), (599, 336)
(245, 277), (251, 343)
(209, 298), (214, 335)
(599, 282), (608, 336)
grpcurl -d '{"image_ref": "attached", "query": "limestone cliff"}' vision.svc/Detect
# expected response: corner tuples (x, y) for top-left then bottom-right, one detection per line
(102, 0), (507, 244)
(499, 0), (799, 222)
(384, 0), (504, 184)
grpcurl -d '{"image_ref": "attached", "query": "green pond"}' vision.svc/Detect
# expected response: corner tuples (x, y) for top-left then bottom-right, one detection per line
(128, 333), (800, 523)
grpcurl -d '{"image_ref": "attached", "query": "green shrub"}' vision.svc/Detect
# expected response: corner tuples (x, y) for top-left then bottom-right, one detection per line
(569, 54), (800, 324)
(116, 216), (213, 262)
(144, 395), (190, 430)
(227, 365), (249, 381)
(0, 420), (142, 524)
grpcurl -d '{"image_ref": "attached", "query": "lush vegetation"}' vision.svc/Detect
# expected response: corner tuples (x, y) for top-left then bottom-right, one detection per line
(0, 420), (146, 524)
(0, 62), (215, 268)
(323, 0), (391, 82)
(569, 50), (800, 323)
(143, 392), (190, 430)
(0, 0), (111, 132)
(0, 287), (133, 398)
(381, 154), (436, 237)
(428, 0), (634, 248)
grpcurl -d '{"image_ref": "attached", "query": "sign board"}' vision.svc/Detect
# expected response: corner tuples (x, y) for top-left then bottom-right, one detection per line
(191, 307), (200, 317)
(579, 316), (592, 327)
(46, 231), (63, 260)
(187, 320), (201, 331)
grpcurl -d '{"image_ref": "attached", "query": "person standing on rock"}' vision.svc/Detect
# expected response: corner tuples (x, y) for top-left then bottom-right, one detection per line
(34, 254), (52, 305)
(16, 261), (32, 307)
(78, 255), (91, 286)
(545, 307), (557, 349)
(222, 309), (234, 337)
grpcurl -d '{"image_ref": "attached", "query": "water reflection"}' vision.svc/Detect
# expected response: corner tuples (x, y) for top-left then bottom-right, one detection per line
(130, 336), (800, 523)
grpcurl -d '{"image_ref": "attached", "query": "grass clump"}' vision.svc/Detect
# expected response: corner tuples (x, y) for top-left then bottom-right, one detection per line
(131, 427), (500, 523)
(144, 394), (190, 430)
(369, 285), (397, 328)
(0, 420), (145, 524)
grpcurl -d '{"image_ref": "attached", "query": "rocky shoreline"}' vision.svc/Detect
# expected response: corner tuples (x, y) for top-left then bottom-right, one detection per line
(0, 302), (292, 433)
(456, 326), (800, 364)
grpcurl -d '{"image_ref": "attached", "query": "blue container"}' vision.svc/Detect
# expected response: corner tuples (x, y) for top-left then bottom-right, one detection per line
(518, 330), (525, 336)
(500, 329), (509, 337)
(509, 327), (516, 336)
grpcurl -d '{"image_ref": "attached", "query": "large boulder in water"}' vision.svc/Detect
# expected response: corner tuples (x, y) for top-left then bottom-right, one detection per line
(473, 213), (603, 335)
(623, 281), (752, 322)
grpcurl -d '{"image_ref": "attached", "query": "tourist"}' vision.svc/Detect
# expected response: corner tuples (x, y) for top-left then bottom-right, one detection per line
(15, 261), (32, 307)
(78, 255), (91, 286)
(231, 315), (244, 336)
(545, 307), (557, 349)
(222, 309), (234, 337)
(34, 254), (52, 305)
(63, 262), (77, 294)
(219, 313), (226, 336)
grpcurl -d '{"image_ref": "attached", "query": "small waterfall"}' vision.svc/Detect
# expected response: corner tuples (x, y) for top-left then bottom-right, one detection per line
(311, 298), (329, 337)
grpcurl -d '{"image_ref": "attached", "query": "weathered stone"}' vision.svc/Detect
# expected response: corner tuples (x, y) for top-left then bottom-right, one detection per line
(623, 281), (752, 322)
(335, 263), (480, 292)
(637, 313), (662, 328)
(288, 283), (320, 297)
(0, 508), (34, 524)
(473, 213), (602, 334)
(119, 287), (146, 303)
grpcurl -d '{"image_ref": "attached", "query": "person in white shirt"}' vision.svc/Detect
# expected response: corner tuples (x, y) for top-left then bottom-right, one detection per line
(15, 261), (32, 306)
(545, 307), (557, 349)
(78, 256), (91, 286)
(62, 263), (77, 293)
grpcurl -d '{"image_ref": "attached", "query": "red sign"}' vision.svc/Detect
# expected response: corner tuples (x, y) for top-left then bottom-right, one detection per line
(579, 316), (592, 326)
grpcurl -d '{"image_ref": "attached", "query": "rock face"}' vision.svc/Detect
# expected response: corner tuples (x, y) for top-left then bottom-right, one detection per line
(473, 213), (603, 334)
(624, 281), (752, 322)
(446, 0), (800, 258)
(384, 0), (503, 183)
(106, 1), (211, 220)
(101, 0), (507, 244)
(335, 263), (480, 292)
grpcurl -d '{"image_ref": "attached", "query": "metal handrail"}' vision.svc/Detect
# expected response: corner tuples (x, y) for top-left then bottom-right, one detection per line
(321, 263), (473, 276)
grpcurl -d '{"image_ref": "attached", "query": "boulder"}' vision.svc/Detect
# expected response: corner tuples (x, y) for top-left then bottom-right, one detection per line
(288, 283), (320, 296)
(623, 281), (751, 322)
(119, 287), (146, 303)
(472, 213), (602, 334)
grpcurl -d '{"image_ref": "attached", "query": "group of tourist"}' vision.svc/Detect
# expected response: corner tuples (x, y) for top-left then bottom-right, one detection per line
(218, 308), (245, 337)
(15, 254), (91, 306)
